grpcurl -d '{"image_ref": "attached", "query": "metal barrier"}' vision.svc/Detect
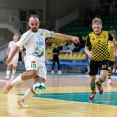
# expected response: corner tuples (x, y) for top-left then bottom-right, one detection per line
(0, 12), (21, 31)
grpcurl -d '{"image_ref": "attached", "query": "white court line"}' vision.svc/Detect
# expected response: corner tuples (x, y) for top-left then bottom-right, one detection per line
(0, 80), (7, 83)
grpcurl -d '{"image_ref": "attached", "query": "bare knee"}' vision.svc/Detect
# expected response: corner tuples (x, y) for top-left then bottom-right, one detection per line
(22, 70), (37, 80)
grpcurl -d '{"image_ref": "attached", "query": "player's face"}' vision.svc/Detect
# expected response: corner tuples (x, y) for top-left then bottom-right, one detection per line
(28, 17), (40, 32)
(13, 35), (18, 42)
(92, 23), (102, 34)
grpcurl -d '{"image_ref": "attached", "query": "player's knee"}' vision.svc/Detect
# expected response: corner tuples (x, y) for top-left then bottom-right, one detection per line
(28, 70), (37, 78)
(23, 70), (37, 79)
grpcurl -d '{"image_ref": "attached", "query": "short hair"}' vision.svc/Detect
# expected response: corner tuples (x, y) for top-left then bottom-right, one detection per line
(29, 14), (39, 19)
(92, 18), (102, 25)
(14, 33), (18, 36)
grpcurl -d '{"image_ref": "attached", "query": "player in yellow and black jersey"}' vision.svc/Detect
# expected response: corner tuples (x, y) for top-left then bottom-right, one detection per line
(85, 18), (116, 100)
(107, 41), (116, 86)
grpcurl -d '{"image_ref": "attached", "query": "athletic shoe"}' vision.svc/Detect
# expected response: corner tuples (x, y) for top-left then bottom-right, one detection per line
(4, 79), (13, 94)
(96, 82), (103, 94)
(17, 99), (29, 109)
(107, 79), (112, 86)
(58, 70), (62, 75)
(89, 92), (96, 100)
(51, 70), (54, 74)
(5, 75), (10, 79)
(11, 74), (15, 79)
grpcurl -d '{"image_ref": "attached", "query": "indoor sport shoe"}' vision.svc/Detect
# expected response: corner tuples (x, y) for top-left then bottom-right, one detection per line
(51, 70), (54, 74)
(96, 82), (103, 94)
(17, 99), (29, 109)
(4, 79), (13, 94)
(58, 70), (62, 75)
(107, 79), (112, 86)
(11, 74), (15, 79)
(89, 92), (96, 100)
(5, 75), (10, 79)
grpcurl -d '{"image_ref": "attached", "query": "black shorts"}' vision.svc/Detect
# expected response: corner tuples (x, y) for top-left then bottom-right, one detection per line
(89, 60), (108, 75)
(108, 61), (114, 67)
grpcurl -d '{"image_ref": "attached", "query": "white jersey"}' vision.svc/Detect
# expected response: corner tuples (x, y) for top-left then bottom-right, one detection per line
(17, 29), (54, 62)
(8, 41), (19, 59)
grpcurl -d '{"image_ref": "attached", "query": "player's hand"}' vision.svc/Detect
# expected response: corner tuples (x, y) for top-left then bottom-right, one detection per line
(88, 51), (93, 58)
(6, 58), (11, 65)
(71, 37), (79, 44)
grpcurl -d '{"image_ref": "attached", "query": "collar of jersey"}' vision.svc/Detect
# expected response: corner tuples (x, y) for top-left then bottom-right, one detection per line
(94, 30), (102, 36)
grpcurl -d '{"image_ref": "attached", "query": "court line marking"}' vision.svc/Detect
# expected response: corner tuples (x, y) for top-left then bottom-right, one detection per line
(0, 80), (7, 83)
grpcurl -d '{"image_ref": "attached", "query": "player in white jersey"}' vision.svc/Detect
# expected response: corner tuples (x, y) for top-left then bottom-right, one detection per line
(4, 14), (79, 108)
(5, 34), (20, 79)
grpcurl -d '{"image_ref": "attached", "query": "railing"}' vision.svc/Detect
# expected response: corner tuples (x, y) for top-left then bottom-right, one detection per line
(0, 12), (21, 31)
(0, 44), (8, 62)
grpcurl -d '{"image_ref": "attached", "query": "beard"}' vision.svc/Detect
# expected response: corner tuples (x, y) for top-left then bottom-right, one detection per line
(31, 28), (38, 32)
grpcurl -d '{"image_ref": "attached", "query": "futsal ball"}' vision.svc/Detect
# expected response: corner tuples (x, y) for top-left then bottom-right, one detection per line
(33, 82), (46, 94)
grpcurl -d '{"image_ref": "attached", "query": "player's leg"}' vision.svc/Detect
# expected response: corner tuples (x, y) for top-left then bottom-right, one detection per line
(96, 60), (108, 94)
(89, 61), (98, 100)
(57, 59), (61, 74)
(17, 66), (46, 108)
(52, 60), (55, 74)
(107, 61), (114, 86)
(11, 66), (16, 79)
(11, 58), (18, 79)
(5, 64), (11, 79)
(4, 57), (38, 94)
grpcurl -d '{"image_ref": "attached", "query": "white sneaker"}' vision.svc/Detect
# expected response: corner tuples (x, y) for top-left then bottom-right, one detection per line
(5, 75), (10, 79)
(17, 100), (29, 109)
(107, 79), (112, 86)
(58, 70), (62, 75)
(11, 74), (15, 79)
(51, 70), (54, 74)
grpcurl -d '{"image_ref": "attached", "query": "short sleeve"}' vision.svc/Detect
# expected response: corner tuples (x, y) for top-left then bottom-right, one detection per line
(108, 32), (113, 41)
(8, 41), (12, 48)
(85, 35), (91, 47)
(16, 32), (30, 47)
(45, 30), (54, 38)
(52, 48), (56, 53)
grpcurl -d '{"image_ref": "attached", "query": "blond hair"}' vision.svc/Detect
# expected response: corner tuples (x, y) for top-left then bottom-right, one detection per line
(92, 18), (102, 25)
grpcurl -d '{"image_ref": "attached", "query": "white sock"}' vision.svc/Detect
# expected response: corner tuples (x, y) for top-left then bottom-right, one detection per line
(10, 74), (23, 86)
(12, 70), (16, 74)
(6, 71), (10, 76)
(21, 89), (34, 101)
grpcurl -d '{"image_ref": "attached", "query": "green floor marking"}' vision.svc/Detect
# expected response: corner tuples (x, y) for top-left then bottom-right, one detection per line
(17, 92), (117, 106)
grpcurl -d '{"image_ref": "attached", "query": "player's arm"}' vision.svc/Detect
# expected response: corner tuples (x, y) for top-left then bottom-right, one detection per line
(6, 46), (20, 64)
(112, 39), (117, 56)
(6, 47), (10, 55)
(6, 33), (29, 64)
(85, 35), (93, 58)
(109, 33), (117, 56)
(54, 33), (79, 44)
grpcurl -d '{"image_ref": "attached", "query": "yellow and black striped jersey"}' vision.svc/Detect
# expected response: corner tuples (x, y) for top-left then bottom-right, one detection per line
(85, 31), (113, 61)
(108, 41), (115, 62)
